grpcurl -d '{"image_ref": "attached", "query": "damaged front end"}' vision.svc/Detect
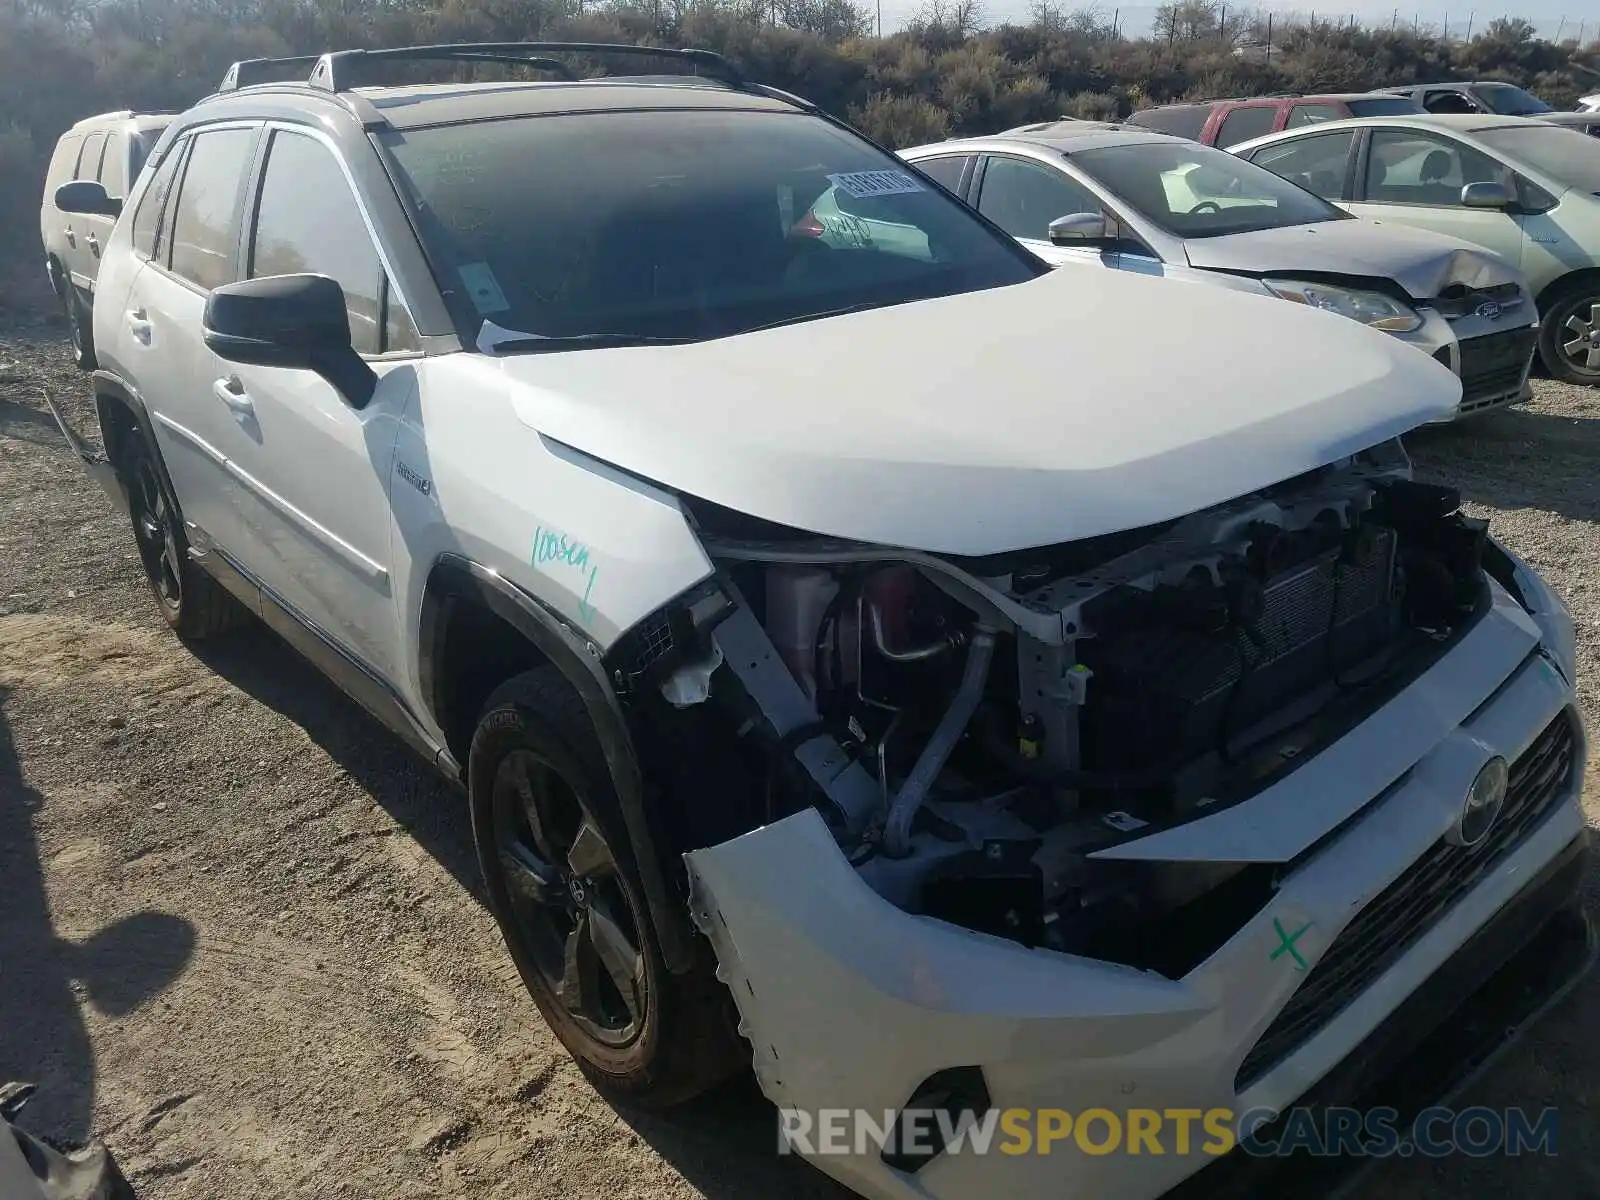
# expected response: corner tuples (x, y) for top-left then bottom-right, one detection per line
(618, 438), (1492, 952)
(600, 439), (1587, 1199)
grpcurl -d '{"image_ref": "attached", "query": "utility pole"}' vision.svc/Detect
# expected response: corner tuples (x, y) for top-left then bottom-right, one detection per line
(1441, 11), (1447, 40)
(1265, 11), (1272, 63)
(1112, 6), (1119, 38)
(1464, 10), (1472, 39)
(876, 0), (881, 35)
(1219, 3), (1225, 41)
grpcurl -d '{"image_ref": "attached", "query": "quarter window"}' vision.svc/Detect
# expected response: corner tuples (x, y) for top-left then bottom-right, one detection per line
(1215, 105), (1279, 148)
(977, 156), (1103, 241)
(167, 127), (256, 290)
(249, 129), (416, 354)
(46, 134), (82, 191)
(1364, 129), (1514, 207)
(131, 138), (186, 260)
(1249, 130), (1355, 200)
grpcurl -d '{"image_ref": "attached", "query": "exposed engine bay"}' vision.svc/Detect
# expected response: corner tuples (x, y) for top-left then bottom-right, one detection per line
(611, 442), (1493, 975)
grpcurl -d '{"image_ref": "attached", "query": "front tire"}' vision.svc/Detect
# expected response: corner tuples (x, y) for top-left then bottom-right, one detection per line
(468, 668), (745, 1107)
(1538, 280), (1600, 385)
(123, 438), (245, 639)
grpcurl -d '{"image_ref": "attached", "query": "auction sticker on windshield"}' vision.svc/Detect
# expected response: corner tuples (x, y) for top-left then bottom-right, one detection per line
(827, 170), (927, 199)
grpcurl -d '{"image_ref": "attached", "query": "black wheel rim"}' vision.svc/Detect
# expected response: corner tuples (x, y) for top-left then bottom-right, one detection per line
(65, 296), (84, 357)
(130, 458), (183, 609)
(492, 749), (646, 1048)
(1558, 297), (1600, 377)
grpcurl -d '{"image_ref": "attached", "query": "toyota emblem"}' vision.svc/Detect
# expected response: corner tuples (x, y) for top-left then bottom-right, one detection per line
(1451, 757), (1509, 847)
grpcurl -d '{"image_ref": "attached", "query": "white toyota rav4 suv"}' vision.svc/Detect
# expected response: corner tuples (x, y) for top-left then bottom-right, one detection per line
(48, 42), (1592, 1200)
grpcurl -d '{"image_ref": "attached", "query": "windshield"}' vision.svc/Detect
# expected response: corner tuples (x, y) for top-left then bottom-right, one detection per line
(1475, 83), (1552, 116)
(1072, 141), (1346, 238)
(1476, 124), (1600, 191)
(1344, 97), (1423, 117)
(380, 109), (1039, 346)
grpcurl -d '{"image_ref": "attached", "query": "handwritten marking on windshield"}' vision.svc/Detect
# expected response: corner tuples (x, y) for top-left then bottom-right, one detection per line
(532, 526), (599, 626)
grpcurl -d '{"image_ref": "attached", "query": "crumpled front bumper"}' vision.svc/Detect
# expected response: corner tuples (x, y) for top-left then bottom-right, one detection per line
(684, 580), (1587, 1200)
(1398, 306), (1537, 423)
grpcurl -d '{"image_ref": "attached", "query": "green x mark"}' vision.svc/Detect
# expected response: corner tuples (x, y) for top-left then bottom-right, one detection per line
(1270, 916), (1313, 973)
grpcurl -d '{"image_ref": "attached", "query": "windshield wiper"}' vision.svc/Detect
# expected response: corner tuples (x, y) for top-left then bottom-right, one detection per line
(488, 332), (700, 355)
(737, 298), (921, 336)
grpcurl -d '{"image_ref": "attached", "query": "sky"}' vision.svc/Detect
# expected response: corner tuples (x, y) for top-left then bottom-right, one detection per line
(870, 0), (1580, 41)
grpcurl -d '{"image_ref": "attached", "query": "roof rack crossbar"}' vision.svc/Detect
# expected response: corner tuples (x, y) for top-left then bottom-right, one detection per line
(306, 42), (746, 93)
(219, 54), (324, 92)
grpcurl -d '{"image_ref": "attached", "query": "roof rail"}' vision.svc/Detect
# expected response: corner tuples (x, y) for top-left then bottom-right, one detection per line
(219, 54), (323, 92)
(304, 41), (746, 92)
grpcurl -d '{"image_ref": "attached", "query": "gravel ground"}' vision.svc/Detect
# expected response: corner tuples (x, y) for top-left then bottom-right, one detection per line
(1, 313), (1597, 1200)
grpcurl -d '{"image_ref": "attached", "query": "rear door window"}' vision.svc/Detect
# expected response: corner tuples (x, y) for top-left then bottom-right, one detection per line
(1248, 130), (1356, 200)
(46, 134), (82, 191)
(166, 127), (256, 290)
(132, 138), (187, 261)
(1126, 105), (1211, 140)
(1215, 104), (1279, 148)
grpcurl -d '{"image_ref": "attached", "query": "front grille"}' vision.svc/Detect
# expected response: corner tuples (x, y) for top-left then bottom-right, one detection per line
(1432, 281), (1525, 321)
(1235, 708), (1577, 1091)
(1458, 327), (1536, 405)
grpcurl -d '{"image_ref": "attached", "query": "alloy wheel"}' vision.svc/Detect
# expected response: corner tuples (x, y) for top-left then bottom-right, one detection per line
(1559, 298), (1600, 377)
(130, 457), (183, 609)
(491, 748), (646, 1047)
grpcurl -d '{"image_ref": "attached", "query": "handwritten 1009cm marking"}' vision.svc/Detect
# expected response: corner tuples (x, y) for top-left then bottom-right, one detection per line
(532, 526), (598, 626)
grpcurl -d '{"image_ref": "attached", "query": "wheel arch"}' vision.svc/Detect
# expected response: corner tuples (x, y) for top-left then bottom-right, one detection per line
(1535, 267), (1600, 313)
(418, 554), (697, 974)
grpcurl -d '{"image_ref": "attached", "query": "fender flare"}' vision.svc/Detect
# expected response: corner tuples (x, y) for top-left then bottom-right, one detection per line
(418, 554), (695, 974)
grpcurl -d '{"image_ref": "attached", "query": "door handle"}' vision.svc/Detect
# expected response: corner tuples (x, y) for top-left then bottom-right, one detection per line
(126, 308), (152, 343)
(213, 377), (254, 416)
(63, 227), (76, 248)
(86, 232), (100, 256)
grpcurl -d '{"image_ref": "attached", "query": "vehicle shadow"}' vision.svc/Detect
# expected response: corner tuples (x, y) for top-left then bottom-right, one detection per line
(1407, 404), (1600, 525)
(618, 1075), (857, 1200)
(182, 626), (848, 1199)
(184, 624), (487, 904)
(0, 684), (197, 1146)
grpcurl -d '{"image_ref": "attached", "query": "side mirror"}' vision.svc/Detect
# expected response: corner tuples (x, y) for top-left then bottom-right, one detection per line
(1048, 211), (1110, 246)
(203, 274), (376, 408)
(1460, 180), (1515, 210)
(55, 180), (122, 218)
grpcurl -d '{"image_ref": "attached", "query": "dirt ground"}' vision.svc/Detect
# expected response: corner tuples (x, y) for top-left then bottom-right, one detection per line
(2, 309), (1598, 1200)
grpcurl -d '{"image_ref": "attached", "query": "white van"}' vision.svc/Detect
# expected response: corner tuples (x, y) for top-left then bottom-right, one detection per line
(40, 110), (171, 369)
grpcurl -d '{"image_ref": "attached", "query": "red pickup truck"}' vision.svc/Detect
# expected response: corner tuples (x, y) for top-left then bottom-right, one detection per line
(1125, 92), (1421, 147)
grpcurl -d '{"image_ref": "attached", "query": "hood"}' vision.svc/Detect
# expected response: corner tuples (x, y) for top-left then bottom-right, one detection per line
(1181, 218), (1520, 300)
(494, 267), (1458, 557)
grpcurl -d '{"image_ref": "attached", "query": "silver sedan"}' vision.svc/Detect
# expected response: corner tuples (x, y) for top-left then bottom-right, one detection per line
(900, 121), (1538, 421)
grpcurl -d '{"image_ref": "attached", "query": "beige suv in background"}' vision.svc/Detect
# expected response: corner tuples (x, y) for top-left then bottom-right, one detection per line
(40, 109), (171, 369)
